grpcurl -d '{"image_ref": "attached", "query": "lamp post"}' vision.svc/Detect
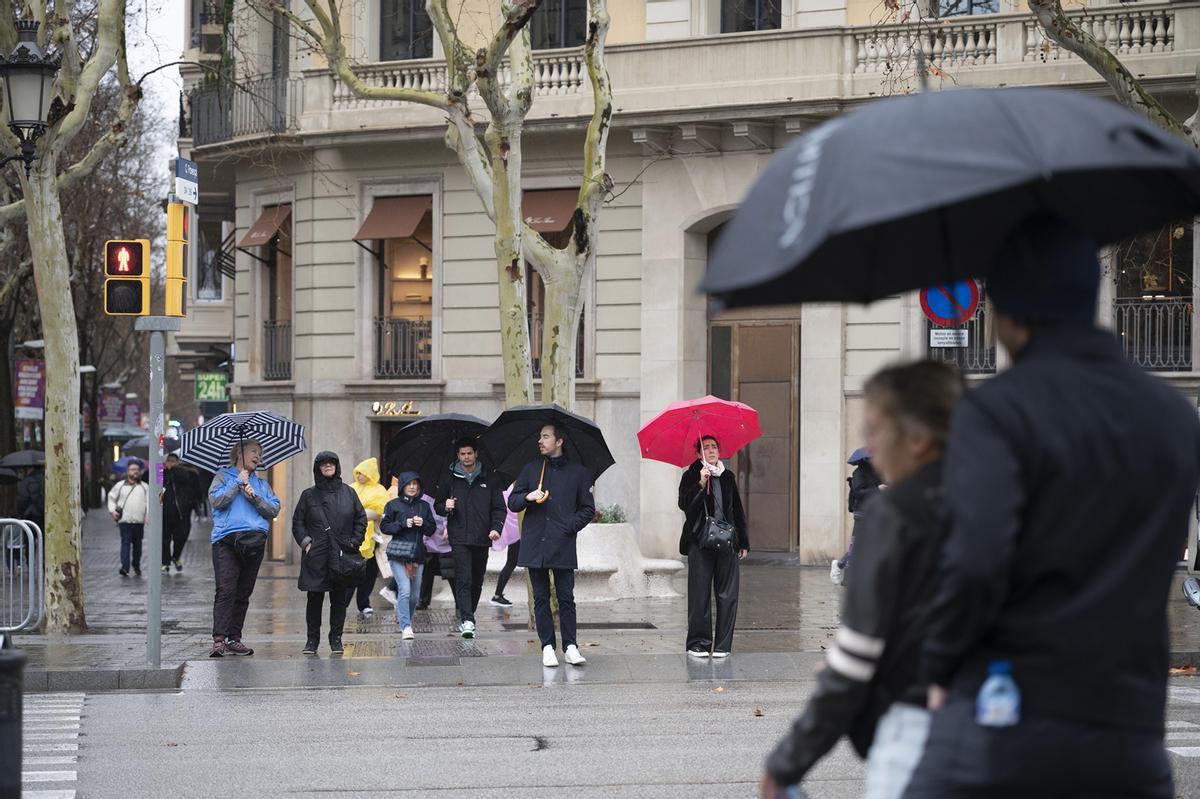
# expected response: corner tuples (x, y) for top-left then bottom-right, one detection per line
(0, 20), (61, 176)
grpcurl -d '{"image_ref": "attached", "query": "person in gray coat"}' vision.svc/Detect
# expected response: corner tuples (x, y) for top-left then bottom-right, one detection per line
(509, 423), (596, 668)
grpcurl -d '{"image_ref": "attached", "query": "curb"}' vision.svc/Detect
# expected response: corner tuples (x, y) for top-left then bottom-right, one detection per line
(1172, 651), (1200, 670)
(23, 662), (185, 692)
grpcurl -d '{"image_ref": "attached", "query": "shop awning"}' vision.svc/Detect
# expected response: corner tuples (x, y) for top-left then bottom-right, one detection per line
(523, 189), (578, 233)
(238, 204), (292, 248)
(354, 196), (432, 241)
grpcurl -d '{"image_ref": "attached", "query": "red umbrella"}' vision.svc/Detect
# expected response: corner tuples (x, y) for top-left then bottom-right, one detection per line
(637, 396), (761, 468)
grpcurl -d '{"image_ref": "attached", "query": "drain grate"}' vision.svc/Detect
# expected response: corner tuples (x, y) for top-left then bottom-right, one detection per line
(500, 621), (656, 631)
(343, 638), (489, 659)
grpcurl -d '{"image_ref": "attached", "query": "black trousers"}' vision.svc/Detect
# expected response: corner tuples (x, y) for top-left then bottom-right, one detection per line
(162, 516), (191, 565)
(118, 523), (144, 572)
(902, 698), (1174, 799)
(686, 543), (740, 653)
(417, 554), (457, 607)
(306, 590), (350, 642)
(452, 544), (490, 623)
(211, 534), (266, 640)
(345, 564), (377, 612)
(495, 541), (520, 596)
(527, 567), (576, 650)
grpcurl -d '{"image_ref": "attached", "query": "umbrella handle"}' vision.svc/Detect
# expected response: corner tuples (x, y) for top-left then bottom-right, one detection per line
(534, 460), (550, 504)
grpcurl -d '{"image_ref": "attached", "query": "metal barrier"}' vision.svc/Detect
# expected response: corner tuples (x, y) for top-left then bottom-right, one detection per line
(1, 519), (44, 647)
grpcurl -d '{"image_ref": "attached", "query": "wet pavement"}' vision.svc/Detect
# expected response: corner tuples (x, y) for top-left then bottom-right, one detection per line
(13, 509), (1200, 684)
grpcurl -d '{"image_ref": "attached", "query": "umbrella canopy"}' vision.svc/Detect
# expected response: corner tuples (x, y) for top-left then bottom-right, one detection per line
(848, 447), (870, 465)
(702, 87), (1200, 308)
(383, 413), (492, 492)
(122, 435), (180, 459)
(178, 410), (306, 472)
(0, 450), (45, 468)
(481, 403), (615, 482)
(111, 456), (146, 474)
(637, 396), (761, 468)
(0, 467), (17, 485)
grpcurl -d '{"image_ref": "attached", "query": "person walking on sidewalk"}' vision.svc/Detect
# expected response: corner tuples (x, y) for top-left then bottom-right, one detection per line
(107, 460), (149, 577)
(678, 436), (749, 659)
(761, 361), (962, 799)
(208, 440), (280, 658)
(830, 452), (883, 586)
(509, 424), (596, 668)
(293, 452), (367, 655)
(904, 217), (1200, 799)
(162, 454), (200, 574)
(416, 498), (455, 611)
(381, 472), (434, 640)
(348, 457), (390, 620)
(436, 438), (506, 639)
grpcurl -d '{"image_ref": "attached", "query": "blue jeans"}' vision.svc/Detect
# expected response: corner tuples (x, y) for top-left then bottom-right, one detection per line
(390, 560), (423, 629)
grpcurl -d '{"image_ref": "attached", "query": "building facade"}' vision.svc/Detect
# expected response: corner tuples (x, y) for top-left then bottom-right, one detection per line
(177, 0), (1200, 564)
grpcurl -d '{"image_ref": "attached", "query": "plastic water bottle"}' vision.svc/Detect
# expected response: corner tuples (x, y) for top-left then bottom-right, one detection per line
(976, 660), (1021, 727)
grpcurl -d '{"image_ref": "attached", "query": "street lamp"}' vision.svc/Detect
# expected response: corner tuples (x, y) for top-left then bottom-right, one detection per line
(0, 21), (60, 176)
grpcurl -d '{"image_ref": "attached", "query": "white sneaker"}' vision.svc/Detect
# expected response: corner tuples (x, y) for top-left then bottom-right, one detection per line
(401, 626), (415, 640)
(379, 587), (398, 606)
(687, 649), (709, 658)
(711, 651), (730, 659)
(362, 607), (374, 619)
(830, 559), (845, 586)
(542, 645), (559, 667)
(564, 645), (587, 666)
(461, 620), (476, 639)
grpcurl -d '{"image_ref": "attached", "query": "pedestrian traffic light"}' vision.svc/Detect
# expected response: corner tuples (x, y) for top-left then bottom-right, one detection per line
(165, 201), (189, 317)
(103, 239), (150, 316)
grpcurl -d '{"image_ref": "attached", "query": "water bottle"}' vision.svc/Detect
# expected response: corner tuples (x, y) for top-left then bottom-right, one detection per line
(976, 659), (1021, 727)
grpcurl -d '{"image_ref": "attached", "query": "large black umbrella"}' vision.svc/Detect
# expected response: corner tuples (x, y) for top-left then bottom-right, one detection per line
(122, 435), (180, 459)
(702, 87), (1200, 308)
(0, 450), (45, 468)
(383, 413), (491, 491)
(481, 404), (615, 483)
(0, 467), (17, 485)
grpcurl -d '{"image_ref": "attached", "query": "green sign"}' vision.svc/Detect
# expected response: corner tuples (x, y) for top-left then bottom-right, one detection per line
(195, 372), (228, 402)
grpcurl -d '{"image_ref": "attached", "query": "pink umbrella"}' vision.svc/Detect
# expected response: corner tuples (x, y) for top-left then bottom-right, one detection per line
(637, 395), (761, 468)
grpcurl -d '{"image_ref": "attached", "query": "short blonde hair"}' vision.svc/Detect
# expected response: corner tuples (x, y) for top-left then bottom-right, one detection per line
(229, 439), (263, 466)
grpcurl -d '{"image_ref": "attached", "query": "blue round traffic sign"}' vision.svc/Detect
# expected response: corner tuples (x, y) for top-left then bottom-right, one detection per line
(920, 280), (980, 327)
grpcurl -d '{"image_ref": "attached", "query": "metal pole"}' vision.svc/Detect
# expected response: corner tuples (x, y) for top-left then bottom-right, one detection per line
(147, 329), (164, 669)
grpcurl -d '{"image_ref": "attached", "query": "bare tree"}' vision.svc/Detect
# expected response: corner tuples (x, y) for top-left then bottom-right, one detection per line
(264, 0), (613, 410)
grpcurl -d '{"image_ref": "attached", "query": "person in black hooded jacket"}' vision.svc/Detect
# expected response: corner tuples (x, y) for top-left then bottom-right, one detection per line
(292, 451), (366, 655)
(380, 470), (436, 640)
(678, 436), (749, 658)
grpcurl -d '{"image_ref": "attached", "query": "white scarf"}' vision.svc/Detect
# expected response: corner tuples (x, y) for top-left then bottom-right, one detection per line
(699, 458), (725, 477)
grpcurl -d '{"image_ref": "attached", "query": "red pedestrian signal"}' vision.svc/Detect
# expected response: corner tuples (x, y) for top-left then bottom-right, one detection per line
(104, 239), (150, 315)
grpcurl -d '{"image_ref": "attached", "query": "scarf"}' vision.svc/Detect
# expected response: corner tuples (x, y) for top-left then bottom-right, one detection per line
(699, 458), (726, 478)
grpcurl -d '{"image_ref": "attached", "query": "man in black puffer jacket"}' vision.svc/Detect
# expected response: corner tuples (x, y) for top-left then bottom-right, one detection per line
(435, 438), (507, 639)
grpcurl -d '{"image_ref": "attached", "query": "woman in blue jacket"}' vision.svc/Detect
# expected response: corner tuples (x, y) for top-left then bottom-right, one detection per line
(380, 471), (435, 640)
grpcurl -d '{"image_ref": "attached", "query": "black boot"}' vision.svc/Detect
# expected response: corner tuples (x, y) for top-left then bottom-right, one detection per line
(302, 638), (318, 655)
(329, 636), (344, 654)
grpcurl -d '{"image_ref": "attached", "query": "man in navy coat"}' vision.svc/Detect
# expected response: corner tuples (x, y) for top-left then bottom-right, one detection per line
(508, 423), (596, 668)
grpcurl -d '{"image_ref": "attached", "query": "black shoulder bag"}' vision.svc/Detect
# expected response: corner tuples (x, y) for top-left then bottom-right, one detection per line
(698, 475), (736, 554)
(313, 490), (367, 587)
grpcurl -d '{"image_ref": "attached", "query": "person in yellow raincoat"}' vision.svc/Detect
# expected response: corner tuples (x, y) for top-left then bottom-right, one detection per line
(348, 458), (391, 620)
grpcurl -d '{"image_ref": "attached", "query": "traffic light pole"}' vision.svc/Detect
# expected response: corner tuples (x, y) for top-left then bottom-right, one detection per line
(134, 316), (181, 669)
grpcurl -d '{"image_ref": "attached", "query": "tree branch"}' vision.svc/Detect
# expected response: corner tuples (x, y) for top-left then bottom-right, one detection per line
(576, 0), (613, 250)
(1028, 0), (1198, 146)
(476, 0), (542, 83)
(53, 0), (126, 151)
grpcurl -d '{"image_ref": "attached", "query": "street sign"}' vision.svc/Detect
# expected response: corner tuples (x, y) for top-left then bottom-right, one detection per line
(174, 157), (199, 205)
(929, 329), (969, 348)
(920, 280), (980, 327)
(195, 372), (227, 402)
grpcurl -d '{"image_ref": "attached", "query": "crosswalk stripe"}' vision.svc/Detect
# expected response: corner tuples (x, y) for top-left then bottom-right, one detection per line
(1167, 720), (1198, 729)
(22, 791), (76, 799)
(23, 744), (78, 752)
(1167, 731), (1200, 741)
(26, 724), (81, 732)
(24, 757), (77, 766)
(1168, 746), (1200, 757)
(24, 733), (79, 741)
(22, 771), (77, 783)
(1169, 686), (1200, 704)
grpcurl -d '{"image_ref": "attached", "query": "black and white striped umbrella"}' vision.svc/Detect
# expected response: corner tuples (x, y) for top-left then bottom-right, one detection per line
(178, 411), (306, 472)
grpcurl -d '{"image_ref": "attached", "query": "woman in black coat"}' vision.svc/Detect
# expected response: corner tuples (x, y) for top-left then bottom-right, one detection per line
(678, 435), (749, 659)
(379, 471), (436, 640)
(292, 451), (366, 655)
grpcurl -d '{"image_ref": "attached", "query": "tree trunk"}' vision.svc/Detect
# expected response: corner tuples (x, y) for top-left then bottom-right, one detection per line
(539, 254), (585, 408)
(0, 315), (15, 517)
(24, 158), (87, 633)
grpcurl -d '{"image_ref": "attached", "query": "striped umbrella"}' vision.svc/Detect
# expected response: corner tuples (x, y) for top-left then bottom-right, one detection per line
(178, 411), (306, 472)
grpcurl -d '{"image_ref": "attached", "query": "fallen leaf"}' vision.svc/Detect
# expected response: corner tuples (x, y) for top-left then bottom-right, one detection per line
(714, 686), (725, 693)
(1170, 665), (1197, 675)
(393, 692), (408, 699)
(753, 708), (765, 717)
(347, 670), (361, 677)
(582, 642), (600, 648)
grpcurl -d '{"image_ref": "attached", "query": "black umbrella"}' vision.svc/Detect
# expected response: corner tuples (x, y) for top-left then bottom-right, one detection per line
(481, 404), (615, 483)
(702, 87), (1200, 308)
(383, 413), (491, 491)
(122, 435), (180, 459)
(0, 450), (45, 468)
(0, 467), (17, 485)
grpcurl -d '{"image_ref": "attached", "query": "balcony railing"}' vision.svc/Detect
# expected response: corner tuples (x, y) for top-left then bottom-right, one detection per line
(1024, 5), (1174, 62)
(926, 298), (997, 376)
(263, 320), (292, 381)
(375, 318), (432, 379)
(530, 314), (585, 379)
(1114, 297), (1192, 372)
(190, 75), (302, 146)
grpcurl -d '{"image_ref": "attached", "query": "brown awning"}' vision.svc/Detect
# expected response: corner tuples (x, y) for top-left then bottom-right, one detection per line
(523, 189), (577, 233)
(354, 195), (433, 242)
(238, 204), (292, 248)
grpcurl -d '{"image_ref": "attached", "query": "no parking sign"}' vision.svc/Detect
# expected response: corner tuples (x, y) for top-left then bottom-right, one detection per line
(920, 280), (980, 327)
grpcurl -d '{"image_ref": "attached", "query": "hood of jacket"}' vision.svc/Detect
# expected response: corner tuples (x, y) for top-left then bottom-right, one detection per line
(395, 469), (423, 502)
(313, 451), (343, 491)
(353, 457), (381, 486)
(451, 460), (484, 484)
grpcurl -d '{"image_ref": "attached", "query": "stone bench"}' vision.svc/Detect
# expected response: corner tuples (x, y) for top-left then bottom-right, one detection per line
(427, 522), (683, 603)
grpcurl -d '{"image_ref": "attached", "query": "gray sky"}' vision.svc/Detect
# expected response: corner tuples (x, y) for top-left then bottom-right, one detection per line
(125, 0), (184, 160)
